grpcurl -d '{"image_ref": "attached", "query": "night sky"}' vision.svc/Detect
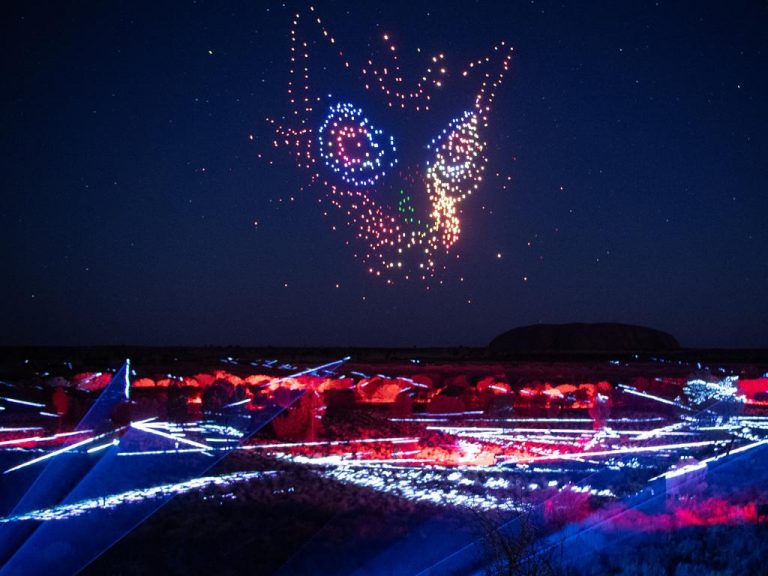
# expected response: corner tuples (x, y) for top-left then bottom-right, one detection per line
(2, 1), (766, 348)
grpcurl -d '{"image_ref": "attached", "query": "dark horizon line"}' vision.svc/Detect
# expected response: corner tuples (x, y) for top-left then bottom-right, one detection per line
(1, 343), (768, 353)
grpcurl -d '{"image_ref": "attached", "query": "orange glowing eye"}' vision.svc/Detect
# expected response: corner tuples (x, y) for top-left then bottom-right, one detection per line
(427, 111), (481, 183)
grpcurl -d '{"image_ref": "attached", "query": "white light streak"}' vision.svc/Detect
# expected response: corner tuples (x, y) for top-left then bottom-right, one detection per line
(87, 440), (119, 454)
(248, 437), (418, 450)
(617, 385), (693, 411)
(0, 396), (46, 408)
(117, 448), (209, 457)
(500, 439), (724, 464)
(4, 431), (115, 474)
(131, 421), (212, 451)
(0, 430), (93, 447)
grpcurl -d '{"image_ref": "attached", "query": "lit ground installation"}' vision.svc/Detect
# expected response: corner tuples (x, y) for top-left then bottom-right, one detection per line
(1, 356), (767, 574)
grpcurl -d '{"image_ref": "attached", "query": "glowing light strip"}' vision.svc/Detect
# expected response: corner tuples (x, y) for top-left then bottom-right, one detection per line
(493, 435), (585, 445)
(221, 398), (252, 408)
(469, 417), (666, 423)
(500, 439), (723, 464)
(389, 417), (450, 423)
(700, 438), (768, 465)
(131, 421), (212, 451)
(0, 430), (93, 447)
(248, 436), (418, 450)
(339, 458), (428, 464)
(86, 440), (119, 454)
(123, 359), (131, 399)
(0, 396), (46, 408)
(617, 385), (693, 411)
(4, 431), (115, 474)
(425, 426), (505, 434)
(426, 410), (485, 417)
(0, 437), (44, 446)
(455, 427), (606, 435)
(631, 421), (688, 440)
(608, 429), (693, 437)
(649, 462), (708, 481)
(400, 378), (429, 389)
(117, 448), (209, 457)
(271, 356), (351, 383)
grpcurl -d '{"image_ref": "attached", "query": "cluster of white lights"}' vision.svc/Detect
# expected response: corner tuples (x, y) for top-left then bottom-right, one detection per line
(683, 377), (746, 406)
(0, 471), (275, 523)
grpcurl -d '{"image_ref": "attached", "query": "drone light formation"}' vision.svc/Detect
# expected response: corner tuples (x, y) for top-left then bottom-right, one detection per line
(268, 6), (513, 282)
(318, 103), (397, 187)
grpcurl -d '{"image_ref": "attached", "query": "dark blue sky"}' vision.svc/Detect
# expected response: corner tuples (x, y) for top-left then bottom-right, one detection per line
(1, 1), (766, 348)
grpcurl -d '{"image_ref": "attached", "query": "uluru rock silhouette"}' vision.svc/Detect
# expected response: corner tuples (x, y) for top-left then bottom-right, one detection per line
(489, 323), (680, 352)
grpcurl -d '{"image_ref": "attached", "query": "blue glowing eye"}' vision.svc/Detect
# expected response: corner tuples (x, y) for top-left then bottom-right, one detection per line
(317, 103), (397, 187)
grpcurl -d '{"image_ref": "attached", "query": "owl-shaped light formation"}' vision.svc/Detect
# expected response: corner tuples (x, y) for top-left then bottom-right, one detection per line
(269, 6), (513, 283)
